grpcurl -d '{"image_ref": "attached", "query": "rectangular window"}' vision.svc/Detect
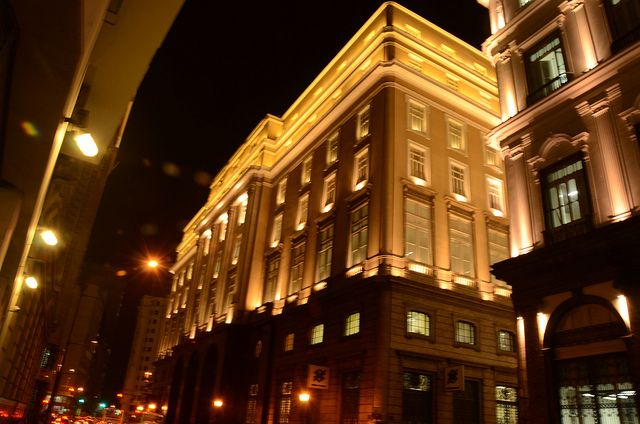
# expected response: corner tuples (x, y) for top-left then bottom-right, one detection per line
(405, 198), (433, 266)
(237, 199), (248, 225)
(317, 225), (334, 281)
(218, 219), (227, 242)
(297, 194), (309, 230)
(518, 0), (532, 6)
(354, 148), (369, 190)
(485, 144), (502, 168)
(454, 380), (481, 424)
(456, 321), (476, 345)
(202, 231), (212, 256)
(302, 156), (312, 185)
(245, 384), (259, 424)
(407, 311), (430, 336)
(231, 235), (242, 264)
(327, 133), (339, 165)
(606, 0), (640, 52)
(525, 34), (569, 105)
(409, 144), (428, 183)
(350, 204), (369, 266)
(408, 100), (427, 133)
(344, 312), (360, 336)
(323, 173), (337, 210)
(487, 177), (504, 213)
(271, 214), (283, 247)
(264, 256), (280, 304)
(277, 381), (292, 424)
(450, 161), (468, 199)
(449, 215), (475, 277)
(448, 119), (465, 151)
(542, 156), (591, 241)
(310, 323), (324, 345)
(488, 228), (509, 285)
(357, 105), (370, 139)
(496, 386), (518, 424)
(288, 241), (305, 295)
(403, 372), (433, 424)
(284, 333), (294, 352)
(225, 273), (237, 310)
(276, 178), (287, 205)
(498, 330), (516, 353)
(341, 372), (361, 424)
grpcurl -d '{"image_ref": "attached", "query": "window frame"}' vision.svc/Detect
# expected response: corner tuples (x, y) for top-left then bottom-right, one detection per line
(349, 203), (369, 266)
(407, 99), (428, 134)
(354, 146), (369, 191)
(487, 176), (505, 215)
(276, 177), (287, 206)
(447, 118), (466, 152)
(301, 156), (312, 185)
(326, 132), (340, 166)
(288, 241), (305, 295)
(408, 142), (430, 185)
(524, 32), (571, 105)
(455, 320), (477, 348)
(404, 197), (433, 267)
(357, 104), (371, 140)
(344, 312), (361, 337)
(449, 159), (470, 201)
(316, 224), (334, 282)
(449, 213), (475, 278)
(271, 213), (283, 247)
(406, 309), (432, 340)
(283, 333), (295, 352)
(310, 323), (325, 345)
(497, 330), (517, 354)
(296, 194), (309, 230)
(322, 172), (337, 212)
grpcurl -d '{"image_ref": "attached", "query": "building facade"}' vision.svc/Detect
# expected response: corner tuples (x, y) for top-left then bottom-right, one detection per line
(156, 3), (519, 424)
(481, 0), (640, 422)
(121, 295), (167, 417)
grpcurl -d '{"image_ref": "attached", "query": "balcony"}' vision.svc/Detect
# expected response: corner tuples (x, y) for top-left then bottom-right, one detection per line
(611, 25), (640, 54)
(543, 216), (593, 245)
(526, 72), (571, 106)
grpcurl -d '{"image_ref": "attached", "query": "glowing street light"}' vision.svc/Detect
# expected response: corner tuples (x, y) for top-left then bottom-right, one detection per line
(25, 275), (38, 289)
(147, 259), (159, 269)
(213, 399), (223, 408)
(73, 132), (99, 157)
(298, 392), (310, 402)
(40, 229), (59, 246)
(148, 403), (157, 410)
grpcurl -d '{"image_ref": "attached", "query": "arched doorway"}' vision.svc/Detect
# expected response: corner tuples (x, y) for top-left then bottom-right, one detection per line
(178, 353), (199, 424)
(165, 358), (183, 424)
(195, 346), (218, 423)
(548, 299), (638, 423)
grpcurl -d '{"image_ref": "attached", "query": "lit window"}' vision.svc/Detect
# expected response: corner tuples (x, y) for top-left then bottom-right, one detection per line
(218, 218), (227, 242)
(405, 198), (433, 266)
(263, 256), (280, 304)
(498, 330), (516, 352)
(316, 225), (334, 281)
(213, 251), (222, 278)
(288, 242), (305, 295)
(231, 235), (242, 264)
(301, 156), (312, 185)
(496, 386), (518, 424)
(409, 144), (429, 183)
(449, 215), (475, 277)
(310, 324), (324, 345)
(450, 161), (469, 200)
(246, 384), (259, 424)
(357, 105), (370, 139)
(606, 0), (640, 52)
(408, 100), (427, 133)
(296, 194), (309, 230)
(327, 133), (339, 165)
(350, 204), (369, 266)
(487, 177), (504, 213)
(237, 198), (248, 225)
(284, 333), (294, 352)
(276, 178), (287, 205)
(354, 148), (369, 190)
(277, 381), (292, 423)
(271, 214), (283, 246)
(447, 119), (465, 151)
(456, 321), (476, 345)
(407, 311), (430, 336)
(488, 228), (509, 285)
(202, 230), (212, 256)
(542, 155), (591, 240)
(323, 173), (337, 210)
(518, 0), (532, 7)
(525, 34), (569, 105)
(485, 144), (502, 168)
(344, 312), (360, 336)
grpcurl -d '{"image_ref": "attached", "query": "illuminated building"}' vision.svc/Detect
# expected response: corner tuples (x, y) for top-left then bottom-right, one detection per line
(156, 3), (518, 424)
(481, 0), (640, 421)
(121, 296), (166, 416)
(0, 0), (183, 421)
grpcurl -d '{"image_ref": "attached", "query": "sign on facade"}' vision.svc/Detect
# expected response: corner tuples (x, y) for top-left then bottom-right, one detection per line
(444, 365), (465, 391)
(307, 364), (330, 389)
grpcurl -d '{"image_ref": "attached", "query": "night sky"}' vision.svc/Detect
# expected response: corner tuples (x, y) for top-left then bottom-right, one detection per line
(85, 0), (490, 276)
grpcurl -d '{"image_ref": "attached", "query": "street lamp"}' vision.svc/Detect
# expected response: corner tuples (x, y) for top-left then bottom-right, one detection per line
(212, 398), (223, 423)
(298, 392), (311, 424)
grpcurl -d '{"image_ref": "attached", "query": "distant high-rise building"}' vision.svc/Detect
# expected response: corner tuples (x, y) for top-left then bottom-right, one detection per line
(121, 295), (166, 416)
(481, 0), (640, 422)
(156, 3), (519, 424)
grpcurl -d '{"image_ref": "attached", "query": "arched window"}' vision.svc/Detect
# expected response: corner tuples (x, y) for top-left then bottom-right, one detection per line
(551, 302), (638, 424)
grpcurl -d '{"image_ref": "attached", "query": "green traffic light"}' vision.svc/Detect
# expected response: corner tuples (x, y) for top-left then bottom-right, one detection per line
(98, 402), (107, 409)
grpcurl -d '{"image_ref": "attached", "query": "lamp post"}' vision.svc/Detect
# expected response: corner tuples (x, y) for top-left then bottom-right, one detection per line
(298, 392), (310, 424)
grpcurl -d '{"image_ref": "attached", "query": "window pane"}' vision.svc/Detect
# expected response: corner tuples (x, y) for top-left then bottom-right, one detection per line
(341, 372), (361, 424)
(403, 372), (433, 423)
(450, 216), (474, 277)
(407, 311), (430, 336)
(456, 321), (476, 345)
(525, 35), (569, 104)
(496, 386), (518, 424)
(311, 324), (324, 345)
(405, 199), (433, 266)
(317, 225), (334, 281)
(344, 312), (360, 336)
(351, 205), (369, 265)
